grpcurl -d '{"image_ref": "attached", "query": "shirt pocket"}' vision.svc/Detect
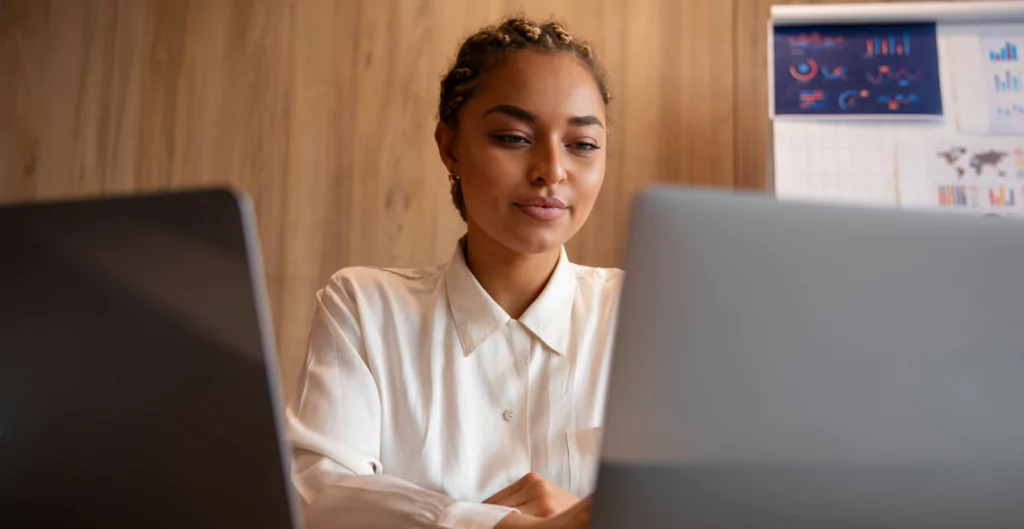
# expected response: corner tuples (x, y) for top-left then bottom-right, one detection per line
(565, 427), (603, 498)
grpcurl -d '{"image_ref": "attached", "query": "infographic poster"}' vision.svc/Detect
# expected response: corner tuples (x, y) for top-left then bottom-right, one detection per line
(899, 137), (1024, 216)
(980, 36), (1024, 134)
(773, 23), (943, 117)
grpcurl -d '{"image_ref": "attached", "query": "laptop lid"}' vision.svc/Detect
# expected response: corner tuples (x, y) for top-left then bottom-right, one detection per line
(0, 189), (299, 529)
(593, 188), (1024, 529)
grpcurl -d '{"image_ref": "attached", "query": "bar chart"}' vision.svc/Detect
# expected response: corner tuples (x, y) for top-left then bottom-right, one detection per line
(937, 186), (969, 207)
(981, 37), (1024, 134)
(865, 31), (912, 57)
(989, 186), (1016, 208)
(994, 70), (1022, 92)
(989, 41), (1019, 62)
(798, 90), (825, 109)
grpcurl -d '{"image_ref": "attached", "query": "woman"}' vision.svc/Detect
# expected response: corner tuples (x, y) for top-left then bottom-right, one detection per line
(287, 17), (620, 529)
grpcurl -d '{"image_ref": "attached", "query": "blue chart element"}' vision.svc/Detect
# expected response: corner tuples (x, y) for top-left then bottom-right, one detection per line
(865, 32), (911, 57)
(838, 90), (864, 111)
(774, 23), (942, 116)
(799, 90), (826, 109)
(865, 66), (923, 87)
(994, 70), (1022, 92)
(790, 59), (819, 82)
(785, 32), (845, 55)
(989, 42), (1018, 62)
(876, 93), (920, 110)
(822, 65), (848, 80)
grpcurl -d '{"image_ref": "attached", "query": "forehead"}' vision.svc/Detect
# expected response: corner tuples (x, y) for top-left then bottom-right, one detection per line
(469, 50), (606, 120)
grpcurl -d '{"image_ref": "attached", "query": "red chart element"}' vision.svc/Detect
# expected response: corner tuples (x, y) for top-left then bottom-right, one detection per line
(866, 65), (923, 85)
(790, 59), (819, 82)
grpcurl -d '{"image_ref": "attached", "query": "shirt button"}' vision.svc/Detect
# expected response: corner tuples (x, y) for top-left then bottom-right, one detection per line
(502, 409), (514, 422)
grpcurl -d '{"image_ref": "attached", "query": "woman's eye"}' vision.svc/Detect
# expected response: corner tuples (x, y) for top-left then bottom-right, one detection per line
(494, 135), (530, 145)
(571, 142), (600, 152)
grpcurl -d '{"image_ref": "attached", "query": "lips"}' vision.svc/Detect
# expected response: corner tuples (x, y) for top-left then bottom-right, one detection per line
(514, 197), (568, 221)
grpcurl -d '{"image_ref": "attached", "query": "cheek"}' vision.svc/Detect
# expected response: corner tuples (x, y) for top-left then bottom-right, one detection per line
(571, 158), (606, 208)
(462, 145), (525, 194)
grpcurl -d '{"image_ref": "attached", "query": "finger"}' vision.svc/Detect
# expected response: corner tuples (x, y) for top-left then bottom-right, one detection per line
(515, 501), (553, 519)
(489, 481), (540, 509)
(510, 500), (554, 519)
(483, 472), (536, 504)
(482, 480), (524, 505)
(513, 483), (565, 518)
(482, 483), (519, 504)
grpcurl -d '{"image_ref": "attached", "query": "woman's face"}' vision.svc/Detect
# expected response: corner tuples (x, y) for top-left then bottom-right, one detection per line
(438, 50), (607, 255)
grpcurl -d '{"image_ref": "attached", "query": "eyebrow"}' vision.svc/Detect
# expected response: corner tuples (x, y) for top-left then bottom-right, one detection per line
(568, 115), (604, 129)
(484, 104), (537, 123)
(484, 104), (604, 129)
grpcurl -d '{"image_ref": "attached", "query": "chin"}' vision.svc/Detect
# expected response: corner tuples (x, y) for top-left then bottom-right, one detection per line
(502, 224), (569, 254)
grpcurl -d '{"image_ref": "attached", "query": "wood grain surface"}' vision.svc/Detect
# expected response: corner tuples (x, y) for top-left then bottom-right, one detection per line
(0, 0), (967, 391)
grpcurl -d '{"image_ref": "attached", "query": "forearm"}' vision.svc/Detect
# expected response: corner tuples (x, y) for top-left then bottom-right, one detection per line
(296, 463), (515, 529)
(494, 512), (545, 529)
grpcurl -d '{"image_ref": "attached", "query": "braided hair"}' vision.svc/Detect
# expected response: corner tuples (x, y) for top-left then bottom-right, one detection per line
(438, 16), (611, 221)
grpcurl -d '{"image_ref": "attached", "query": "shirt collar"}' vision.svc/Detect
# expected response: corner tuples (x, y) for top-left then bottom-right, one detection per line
(445, 239), (577, 356)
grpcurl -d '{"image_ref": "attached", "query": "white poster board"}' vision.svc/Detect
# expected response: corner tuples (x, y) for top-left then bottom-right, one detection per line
(771, 2), (1024, 216)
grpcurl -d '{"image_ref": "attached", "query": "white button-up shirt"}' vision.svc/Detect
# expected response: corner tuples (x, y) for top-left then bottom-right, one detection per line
(286, 241), (623, 529)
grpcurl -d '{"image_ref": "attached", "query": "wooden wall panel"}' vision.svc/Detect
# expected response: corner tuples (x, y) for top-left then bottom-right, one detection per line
(0, 0), (737, 394)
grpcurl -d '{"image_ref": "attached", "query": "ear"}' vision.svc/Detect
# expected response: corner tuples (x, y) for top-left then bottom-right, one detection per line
(434, 122), (458, 173)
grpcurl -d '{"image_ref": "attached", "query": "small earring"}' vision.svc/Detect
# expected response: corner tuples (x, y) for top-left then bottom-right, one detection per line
(448, 172), (460, 184)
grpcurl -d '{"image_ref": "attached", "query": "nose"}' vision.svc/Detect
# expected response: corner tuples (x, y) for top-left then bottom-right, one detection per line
(529, 136), (568, 186)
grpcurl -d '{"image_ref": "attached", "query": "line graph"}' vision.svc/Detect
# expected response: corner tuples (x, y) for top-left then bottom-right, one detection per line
(865, 65), (923, 86)
(876, 93), (919, 110)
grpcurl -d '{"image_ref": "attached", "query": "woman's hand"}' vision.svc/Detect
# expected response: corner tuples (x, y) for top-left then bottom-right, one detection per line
(484, 472), (579, 517)
(495, 496), (593, 529)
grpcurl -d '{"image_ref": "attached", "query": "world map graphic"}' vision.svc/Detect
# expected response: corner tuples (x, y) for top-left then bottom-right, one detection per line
(936, 148), (1008, 178)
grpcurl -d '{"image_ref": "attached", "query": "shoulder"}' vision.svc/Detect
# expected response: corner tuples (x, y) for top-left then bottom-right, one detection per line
(322, 264), (446, 303)
(571, 263), (625, 295)
(313, 264), (446, 345)
(570, 263), (625, 312)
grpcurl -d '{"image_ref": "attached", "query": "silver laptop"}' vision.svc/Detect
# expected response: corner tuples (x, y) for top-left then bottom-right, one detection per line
(592, 188), (1024, 529)
(0, 189), (300, 529)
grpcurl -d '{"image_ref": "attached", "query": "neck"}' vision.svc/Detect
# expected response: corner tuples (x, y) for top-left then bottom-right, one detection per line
(463, 222), (561, 320)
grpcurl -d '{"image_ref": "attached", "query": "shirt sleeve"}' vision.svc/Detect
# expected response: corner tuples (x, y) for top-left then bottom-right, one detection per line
(286, 275), (516, 529)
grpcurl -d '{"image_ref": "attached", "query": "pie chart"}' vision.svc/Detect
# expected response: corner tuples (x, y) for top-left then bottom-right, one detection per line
(790, 59), (819, 82)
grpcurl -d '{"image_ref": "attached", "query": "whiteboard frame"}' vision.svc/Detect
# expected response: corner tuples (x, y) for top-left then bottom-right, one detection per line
(767, 1), (1024, 194)
(768, 20), (948, 120)
(772, 1), (1024, 26)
